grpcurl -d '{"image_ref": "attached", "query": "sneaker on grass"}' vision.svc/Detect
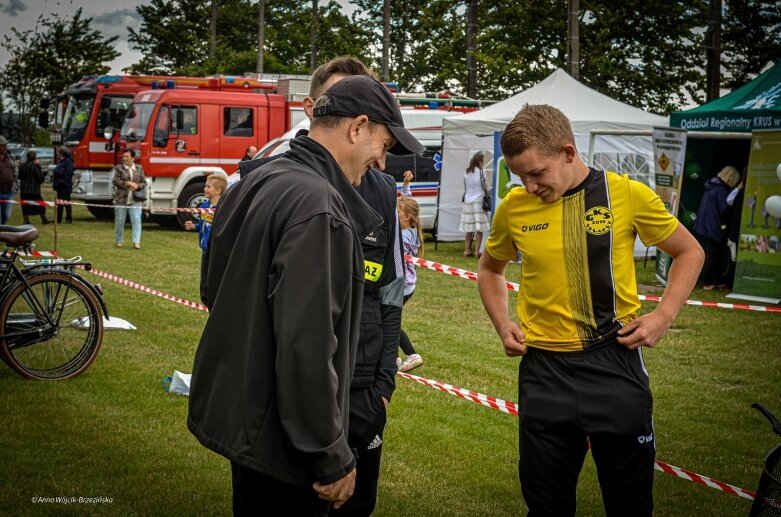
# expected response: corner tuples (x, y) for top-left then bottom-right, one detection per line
(399, 354), (423, 373)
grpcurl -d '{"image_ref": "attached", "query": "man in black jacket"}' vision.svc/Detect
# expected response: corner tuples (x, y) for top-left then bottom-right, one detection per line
(188, 75), (423, 515)
(307, 58), (414, 517)
(235, 58), (416, 515)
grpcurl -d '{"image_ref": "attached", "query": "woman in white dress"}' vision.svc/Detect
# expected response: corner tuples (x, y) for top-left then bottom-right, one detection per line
(459, 151), (490, 257)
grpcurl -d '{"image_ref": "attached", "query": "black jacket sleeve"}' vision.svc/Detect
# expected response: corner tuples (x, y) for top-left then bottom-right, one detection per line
(270, 213), (356, 483)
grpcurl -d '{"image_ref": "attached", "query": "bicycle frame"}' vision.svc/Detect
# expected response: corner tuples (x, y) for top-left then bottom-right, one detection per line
(0, 247), (108, 344)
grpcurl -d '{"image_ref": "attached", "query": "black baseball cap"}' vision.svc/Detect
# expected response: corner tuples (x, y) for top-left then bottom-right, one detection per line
(313, 75), (426, 156)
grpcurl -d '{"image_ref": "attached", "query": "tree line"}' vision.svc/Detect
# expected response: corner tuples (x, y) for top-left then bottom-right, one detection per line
(2, 0), (779, 145)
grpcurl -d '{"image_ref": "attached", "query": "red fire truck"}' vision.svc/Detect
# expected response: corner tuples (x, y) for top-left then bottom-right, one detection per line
(116, 87), (288, 227)
(40, 74), (276, 218)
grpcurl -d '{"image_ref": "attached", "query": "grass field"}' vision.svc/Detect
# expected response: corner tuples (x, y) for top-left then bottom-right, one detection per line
(0, 199), (779, 516)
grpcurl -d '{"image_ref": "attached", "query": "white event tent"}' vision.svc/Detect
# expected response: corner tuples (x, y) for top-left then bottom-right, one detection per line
(438, 68), (669, 258)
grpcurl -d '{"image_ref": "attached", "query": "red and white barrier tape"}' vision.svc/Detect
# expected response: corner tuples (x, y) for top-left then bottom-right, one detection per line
(21, 251), (58, 257)
(653, 461), (755, 500)
(397, 371), (519, 416)
(81, 261), (757, 501)
(7, 195), (778, 314)
(407, 256), (781, 314)
(3, 195), (778, 315)
(84, 266), (209, 313)
(0, 199), (55, 207)
(132, 205), (214, 214)
(0, 198), (214, 214)
(638, 293), (781, 313)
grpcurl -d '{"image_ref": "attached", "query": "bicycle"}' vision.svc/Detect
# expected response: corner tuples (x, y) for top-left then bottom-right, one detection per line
(750, 394), (781, 516)
(0, 224), (108, 380)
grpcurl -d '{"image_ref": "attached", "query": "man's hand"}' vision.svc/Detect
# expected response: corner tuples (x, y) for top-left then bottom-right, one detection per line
(477, 253), (526, 357)
(618, 223), (703, 351)
(402, 170), (413, 186)
(499, 322), (527, 357)
(616, 310), (673, 350)
(312, 469), (357, 509)
(127, 181), (138, 190)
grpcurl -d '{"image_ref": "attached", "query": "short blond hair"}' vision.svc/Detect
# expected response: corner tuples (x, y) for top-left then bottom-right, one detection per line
(206, 174), (228, 193)
(500, 104), (575, 158)
(716, 165), (740, 188)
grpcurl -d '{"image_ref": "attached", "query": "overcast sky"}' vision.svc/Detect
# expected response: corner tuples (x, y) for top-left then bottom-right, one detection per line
(0, 0), (356, 74)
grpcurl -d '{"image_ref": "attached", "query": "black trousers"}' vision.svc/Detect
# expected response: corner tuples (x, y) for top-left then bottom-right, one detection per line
(231, 462), (329, 516)
(517, 338), (655, 517)
(56, 190), (72, 223)
(399, 292), (416, 356)
(331, 387), (387, 517)
(700, 236), (728, 286)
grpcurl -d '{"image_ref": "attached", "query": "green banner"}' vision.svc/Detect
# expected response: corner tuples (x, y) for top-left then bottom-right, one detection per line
(670, 62), (781, 133)
(729, 131), (781, 303)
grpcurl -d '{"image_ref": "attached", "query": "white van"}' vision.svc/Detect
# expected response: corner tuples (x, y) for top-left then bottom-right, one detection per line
(233, 109), (463, 232)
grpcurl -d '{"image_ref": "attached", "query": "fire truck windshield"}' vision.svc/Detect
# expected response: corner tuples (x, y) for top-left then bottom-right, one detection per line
(53, 97), (67, 129)
(120, 102), (154, 142)
(61, 94), (94, 142)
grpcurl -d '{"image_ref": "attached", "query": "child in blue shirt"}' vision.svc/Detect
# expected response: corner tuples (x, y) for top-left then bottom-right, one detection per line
(184, 174), (227, 251)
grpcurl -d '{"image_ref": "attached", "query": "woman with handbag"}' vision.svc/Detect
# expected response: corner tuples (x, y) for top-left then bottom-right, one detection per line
(112, 149), (147, 249)
(459, 151), (491, 257)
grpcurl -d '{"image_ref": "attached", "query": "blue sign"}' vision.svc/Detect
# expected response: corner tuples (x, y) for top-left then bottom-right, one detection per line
(433, 153), (442, 172)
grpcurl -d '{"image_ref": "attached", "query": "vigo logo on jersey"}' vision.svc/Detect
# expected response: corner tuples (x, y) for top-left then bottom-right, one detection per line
(520, 223), (549, 232)
(583, 206), (613, 235)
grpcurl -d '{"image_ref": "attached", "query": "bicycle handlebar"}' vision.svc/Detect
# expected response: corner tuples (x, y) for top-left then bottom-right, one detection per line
(751, 402), (781, 438)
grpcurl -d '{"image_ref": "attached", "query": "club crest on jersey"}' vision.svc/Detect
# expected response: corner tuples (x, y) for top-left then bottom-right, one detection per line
(583, 206), (613, 235)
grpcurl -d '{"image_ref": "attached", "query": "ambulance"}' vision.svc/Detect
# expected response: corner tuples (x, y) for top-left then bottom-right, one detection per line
(239, 109), (464, 232)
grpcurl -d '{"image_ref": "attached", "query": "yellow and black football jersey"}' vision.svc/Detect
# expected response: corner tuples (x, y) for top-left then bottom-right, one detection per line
(486, 169), (678, 352)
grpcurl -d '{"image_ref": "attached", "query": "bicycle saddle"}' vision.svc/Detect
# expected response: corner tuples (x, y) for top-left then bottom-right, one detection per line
(0, 224), (39, 247)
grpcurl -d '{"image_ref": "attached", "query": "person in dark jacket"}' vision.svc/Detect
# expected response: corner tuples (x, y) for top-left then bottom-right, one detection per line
(0, 135), (17, 224)
(188, 75), (423, 515)
(305, 57), (415, 517)
(18, 150), (50, 225)
(693, 165), (742, 290)
(243, 57), (413, 515)
(239, 145), (257, 164)
(725, 167), (747, 287)
(52, 148), (74, 223)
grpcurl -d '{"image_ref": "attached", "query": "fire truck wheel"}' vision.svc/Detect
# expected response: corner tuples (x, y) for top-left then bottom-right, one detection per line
(176, 181), (207, 229)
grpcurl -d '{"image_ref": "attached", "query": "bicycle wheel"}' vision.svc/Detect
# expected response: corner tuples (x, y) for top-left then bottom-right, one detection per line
(0, 272), (104, 380)
(750, 443), (781, 516)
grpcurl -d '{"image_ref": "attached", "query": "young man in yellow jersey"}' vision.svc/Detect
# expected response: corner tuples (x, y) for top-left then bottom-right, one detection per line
(478, 104), (704, 516)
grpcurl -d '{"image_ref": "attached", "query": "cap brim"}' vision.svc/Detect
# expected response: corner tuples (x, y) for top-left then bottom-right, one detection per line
(387, 125), (426, 155)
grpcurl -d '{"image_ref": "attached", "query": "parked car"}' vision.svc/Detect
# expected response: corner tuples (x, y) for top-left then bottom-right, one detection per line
(7, 145), (25, 166)
(21, 147), (55, 168)
(19, 147), (56, 182)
